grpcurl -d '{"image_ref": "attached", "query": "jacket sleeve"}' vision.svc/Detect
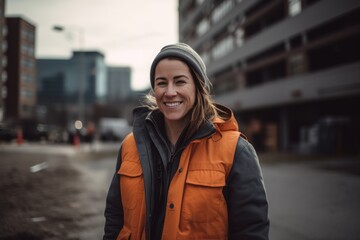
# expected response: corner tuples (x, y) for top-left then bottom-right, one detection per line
(224, 136), (269, 240)
(103, 145), (124, 240)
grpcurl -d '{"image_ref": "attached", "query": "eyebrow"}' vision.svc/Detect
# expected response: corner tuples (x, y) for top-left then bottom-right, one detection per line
(155, 77), (166, 81)
(174, 74), (189, 79)
(155, 74), (189, 81)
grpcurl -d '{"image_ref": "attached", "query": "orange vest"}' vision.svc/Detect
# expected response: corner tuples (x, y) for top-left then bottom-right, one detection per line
(117, 125), (240, 240)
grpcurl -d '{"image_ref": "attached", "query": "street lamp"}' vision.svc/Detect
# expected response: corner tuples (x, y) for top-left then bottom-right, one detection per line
(52, 25), (85, 133)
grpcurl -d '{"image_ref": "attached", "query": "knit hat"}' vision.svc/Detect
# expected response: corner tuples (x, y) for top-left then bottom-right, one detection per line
(150, 43), (211, 91)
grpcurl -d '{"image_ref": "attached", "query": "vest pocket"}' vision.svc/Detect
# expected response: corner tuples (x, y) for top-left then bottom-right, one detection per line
(118, 161), (144, 210)
(181, 169), (227, 223)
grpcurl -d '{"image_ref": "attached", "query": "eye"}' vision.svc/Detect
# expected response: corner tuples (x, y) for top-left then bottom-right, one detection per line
(156, 81), (167, 87)
(176, 79), (186, 85)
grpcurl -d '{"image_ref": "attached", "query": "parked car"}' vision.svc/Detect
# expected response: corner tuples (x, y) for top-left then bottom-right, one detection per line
(22, 124), (49, 142)
(99, 118), (132, 142)
(0, 127), (17, 142)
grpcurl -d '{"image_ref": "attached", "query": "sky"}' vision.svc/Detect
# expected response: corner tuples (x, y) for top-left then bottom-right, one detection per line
(6, 0), (179, 91)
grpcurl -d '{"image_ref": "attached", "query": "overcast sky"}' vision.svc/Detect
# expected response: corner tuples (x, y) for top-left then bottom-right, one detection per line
(6, 0), (179, 91)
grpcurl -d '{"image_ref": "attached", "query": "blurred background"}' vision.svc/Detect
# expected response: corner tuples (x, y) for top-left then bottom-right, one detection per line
(0, 0), (359, 155)
(0, 0), (360, 239)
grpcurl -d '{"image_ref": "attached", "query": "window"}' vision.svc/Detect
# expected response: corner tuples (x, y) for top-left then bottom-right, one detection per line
(211, 0), (233, 23)
(235, 28), (244, 47)
(21, 29), (34, 42)
(21, 73), (33, 83)
(2, 56), (7, 67)
(21, 58), (34, 68)
(21, 89), (34, 99)
(212, 36), (233, 60)
(288, 0), (302, 17)
(2, 25), (7, 36)
(22, 104), (33, 113)
(2, 71), (7, 82)
(1, 86), (7, 98)
(196, 18), (210, 37)
(288, 53), (306, 76)
(200, 52), (210, 65)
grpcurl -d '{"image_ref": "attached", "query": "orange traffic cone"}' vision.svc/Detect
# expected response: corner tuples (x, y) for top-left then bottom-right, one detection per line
(17, 129), (23, 145)
(73, 133), (80, 148)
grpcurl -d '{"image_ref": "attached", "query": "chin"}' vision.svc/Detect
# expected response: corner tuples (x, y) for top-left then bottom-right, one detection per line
(164, 114), (185, 122)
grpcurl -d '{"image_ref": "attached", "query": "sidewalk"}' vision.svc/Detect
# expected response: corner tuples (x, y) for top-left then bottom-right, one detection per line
(0, 141), (117, 239)
(2, 142), (359, 162)
(258, 151), (360, 177)
(0, 140), (121, 159)
(258, 151), (360, 164)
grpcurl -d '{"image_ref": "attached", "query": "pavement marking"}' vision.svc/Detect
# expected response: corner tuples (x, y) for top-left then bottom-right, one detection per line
(30, 161), (49, 173)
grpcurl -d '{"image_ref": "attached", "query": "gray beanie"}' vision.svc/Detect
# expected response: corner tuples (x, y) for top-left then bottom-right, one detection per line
(150, 43), (211, 91)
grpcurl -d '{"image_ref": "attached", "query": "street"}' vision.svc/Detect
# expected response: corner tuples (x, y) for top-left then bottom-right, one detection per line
(260, 153), (360, 240)
(0, 142), (118, 240)
(0, 144), (359, 239)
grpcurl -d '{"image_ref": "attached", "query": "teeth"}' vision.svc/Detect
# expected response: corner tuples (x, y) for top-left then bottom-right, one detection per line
(165, 102), (180, 107)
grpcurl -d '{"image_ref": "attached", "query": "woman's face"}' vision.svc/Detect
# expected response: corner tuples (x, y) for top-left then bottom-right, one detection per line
(154, 58), (196, 126)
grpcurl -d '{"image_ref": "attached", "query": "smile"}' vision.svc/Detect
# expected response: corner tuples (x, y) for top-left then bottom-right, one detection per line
(164, 102), (182, 107)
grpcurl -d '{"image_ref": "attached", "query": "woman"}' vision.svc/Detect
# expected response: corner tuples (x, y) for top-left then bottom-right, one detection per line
(104, 43), (269, 240)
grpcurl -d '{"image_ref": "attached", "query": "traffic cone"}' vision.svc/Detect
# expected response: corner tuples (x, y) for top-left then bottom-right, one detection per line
(17, 129), (23, 145)
(73, 133), (80, 148)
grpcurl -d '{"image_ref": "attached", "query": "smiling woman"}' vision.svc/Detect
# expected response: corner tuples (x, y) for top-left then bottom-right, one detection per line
(104, 43), (269, 240)
(153, 58), (196, 144)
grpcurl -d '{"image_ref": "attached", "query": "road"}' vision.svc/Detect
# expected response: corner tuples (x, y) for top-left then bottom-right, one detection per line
(72, 156), (116, 239)
(260, 154), (360, 240)
(0, 143), (359, 239)
(0, 142), (118, 240)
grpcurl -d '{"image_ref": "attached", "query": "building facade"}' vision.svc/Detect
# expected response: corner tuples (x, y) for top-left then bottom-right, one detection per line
(5, 16), (36, 124)
(37, 51), (107, 127)
(0, 0), (5, 124)
(107, 66), (131, 102)
(179, 0), (360, 155)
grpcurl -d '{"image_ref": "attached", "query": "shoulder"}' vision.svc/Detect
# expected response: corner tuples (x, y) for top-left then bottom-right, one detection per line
(233, 135), (262, 177)
(122, 132), (135, 146)
(215, 131), (250, 157)
(235, 133), (256, 155)
(121, 133), (139, 159)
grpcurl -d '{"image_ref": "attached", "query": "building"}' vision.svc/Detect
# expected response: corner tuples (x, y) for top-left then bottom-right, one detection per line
(37, 51), (107, 127)
(5, 16), (36, 124)
(36, 58), (70, 126)
(0, 0), (6, 124)
(179, 0), (360, 155)
(107, 66), (131, 102)
(74, 51), (107, 105)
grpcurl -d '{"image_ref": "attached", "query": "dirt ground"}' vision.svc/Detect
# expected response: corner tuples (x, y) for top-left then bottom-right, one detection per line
(0, 150), (116, 240)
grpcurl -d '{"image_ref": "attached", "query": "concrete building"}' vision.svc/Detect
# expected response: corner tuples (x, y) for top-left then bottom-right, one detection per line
(179, 0), (360, 155)
(4, 16), (36, 124)
(0, 0), (6, 124)
(37, 51), (107, 126)
(107, 66), (131, 102)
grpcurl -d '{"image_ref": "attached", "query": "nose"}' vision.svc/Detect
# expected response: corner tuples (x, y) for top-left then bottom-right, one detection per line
(165, 83), (177, 96)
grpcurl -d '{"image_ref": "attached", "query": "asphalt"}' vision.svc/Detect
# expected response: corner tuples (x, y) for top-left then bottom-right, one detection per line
(1, 141), (360, 240)
(2, 141), (360, 176)
(0, 140), (121, 159)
